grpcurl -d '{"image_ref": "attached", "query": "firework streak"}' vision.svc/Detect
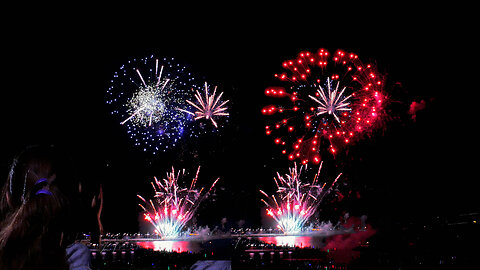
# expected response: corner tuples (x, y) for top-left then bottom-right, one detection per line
(177, 82), (229, 128)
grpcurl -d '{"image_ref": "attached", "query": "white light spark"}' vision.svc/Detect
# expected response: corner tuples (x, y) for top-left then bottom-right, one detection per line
(121, 66), (170, 127)
(178, 82), (229, 128)
(308, 78), (352, 123)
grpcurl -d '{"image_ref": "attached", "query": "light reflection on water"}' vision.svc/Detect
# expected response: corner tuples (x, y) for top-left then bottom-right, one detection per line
(136, 235), (327, 253)
(258, 235), (325, 248)
(136, 240), (201, 253)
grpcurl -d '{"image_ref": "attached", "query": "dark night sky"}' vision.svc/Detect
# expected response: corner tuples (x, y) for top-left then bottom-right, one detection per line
(1, 7), (476, 232)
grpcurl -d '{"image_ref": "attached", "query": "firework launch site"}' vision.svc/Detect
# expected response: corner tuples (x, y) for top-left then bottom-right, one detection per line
(80, 212), (477, 269)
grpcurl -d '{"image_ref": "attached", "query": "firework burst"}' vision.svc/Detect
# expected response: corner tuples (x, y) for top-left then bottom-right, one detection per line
(138, 166), (219, 239)
(178, 82), (229, 128)
(309, 77), (352, 124)
(263, 48), (387, 164)
(106, 56), (200, 154)
(260, 162), (341, 234)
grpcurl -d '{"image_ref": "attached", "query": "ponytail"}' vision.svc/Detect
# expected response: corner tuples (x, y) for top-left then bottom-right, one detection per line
(0, 186), (69, 269)
(0, 145), (77, 270)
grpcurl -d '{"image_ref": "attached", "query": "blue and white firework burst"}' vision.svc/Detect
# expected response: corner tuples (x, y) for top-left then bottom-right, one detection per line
(106, 56), (201, 154)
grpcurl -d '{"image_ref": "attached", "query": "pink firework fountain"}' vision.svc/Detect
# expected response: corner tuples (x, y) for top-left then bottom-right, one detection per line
(260, 162), (341, 234)
(138, 167), (219, 239)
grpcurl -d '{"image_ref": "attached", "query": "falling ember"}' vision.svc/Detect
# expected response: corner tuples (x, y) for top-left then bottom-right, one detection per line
(260, 162), (341, 234)
(138, 166), (219, 239)
(263, 48), (387, 163)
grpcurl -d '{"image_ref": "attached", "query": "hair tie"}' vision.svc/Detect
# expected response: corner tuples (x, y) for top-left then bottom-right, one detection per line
(36, 189), (53, 196)
(34, 178), (52, 196)
(35, 178), (48, 186)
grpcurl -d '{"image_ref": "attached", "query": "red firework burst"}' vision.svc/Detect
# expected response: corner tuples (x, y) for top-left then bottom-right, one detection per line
(262, 48), (387, 164)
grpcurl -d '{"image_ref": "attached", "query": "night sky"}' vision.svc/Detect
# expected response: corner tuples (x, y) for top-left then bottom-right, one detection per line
(1, 7), (476, 233)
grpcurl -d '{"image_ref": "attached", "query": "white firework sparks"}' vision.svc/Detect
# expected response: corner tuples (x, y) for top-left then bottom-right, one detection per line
(308, 78), (352, 123)
(121, 64), (170, 127)
(178, 82), (229, 128)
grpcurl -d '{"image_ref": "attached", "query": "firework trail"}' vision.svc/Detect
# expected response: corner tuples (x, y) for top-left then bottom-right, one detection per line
(260, 161), (341, 234)
(262, 48), (387, 164)
(138, 166), (219, 239)
(177, 82), (229, 128)
(106, 56), (200, 154)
